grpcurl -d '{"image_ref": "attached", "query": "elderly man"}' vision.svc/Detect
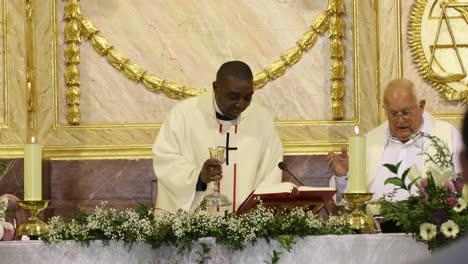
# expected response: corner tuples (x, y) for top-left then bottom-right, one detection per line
(153, 61), (283, 213)
(328, 79), (462, 201)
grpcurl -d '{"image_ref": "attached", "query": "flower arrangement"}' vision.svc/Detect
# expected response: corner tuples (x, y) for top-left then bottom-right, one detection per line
(0, 197), (14, 240)
(43, 202), (353, 254)
(379, 132), (468, 250)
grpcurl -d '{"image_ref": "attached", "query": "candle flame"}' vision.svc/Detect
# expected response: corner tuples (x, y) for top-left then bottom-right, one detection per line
(31, 137), (35, 143)
(354, 126), (360, 135)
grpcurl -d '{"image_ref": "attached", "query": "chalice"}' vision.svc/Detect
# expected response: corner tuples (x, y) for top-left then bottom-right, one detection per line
(203, 147), (231, 207)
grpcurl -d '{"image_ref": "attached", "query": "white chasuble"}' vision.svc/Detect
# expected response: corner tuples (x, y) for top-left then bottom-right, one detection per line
(153, 89), (283, 214)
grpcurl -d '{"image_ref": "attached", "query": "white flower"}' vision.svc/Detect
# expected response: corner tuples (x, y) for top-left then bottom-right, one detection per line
(428, 166), (454, 187)
(407, 165), (423, 185)
(420, 223), (437, 241)
(365, 203), (382, 217)
(440, 220), (459, 239)
(454, 198), (467, 213)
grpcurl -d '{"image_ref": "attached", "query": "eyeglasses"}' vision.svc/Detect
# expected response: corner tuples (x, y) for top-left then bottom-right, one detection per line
(385, 108), (416, 120)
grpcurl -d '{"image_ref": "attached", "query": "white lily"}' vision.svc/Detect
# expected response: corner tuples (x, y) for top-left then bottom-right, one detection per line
(427, 166), (455, 187)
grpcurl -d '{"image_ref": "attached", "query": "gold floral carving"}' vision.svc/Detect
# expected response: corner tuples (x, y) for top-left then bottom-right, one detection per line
(328, 0), (346, 120)
(63, 0), (348, 123)
(408, 0), (468, 103)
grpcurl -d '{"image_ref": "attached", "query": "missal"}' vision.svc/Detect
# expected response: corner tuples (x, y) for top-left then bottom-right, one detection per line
(235, 182), (336, 215)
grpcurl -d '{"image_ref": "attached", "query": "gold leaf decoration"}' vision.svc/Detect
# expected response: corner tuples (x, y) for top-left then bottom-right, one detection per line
(330, 38), (345, 59)
(184, 88), (207, 98)
(328, 15), (345, 38)
(162, 82), (185, 99)
(65, 42), (80, 64)
(107, 49), (129, 71)
(79, 16), (99, 39)
(327, 0), (345, 14)
(66, 86), (81, 105)
(297, 31), (318, 51)
(281, 46), (303, 66)
(64, 0), (81, 20)
(311, 11), (330, 34)
(91, 34), (113, 55)
(265, 60), (286, 80)
(330, 59), (345, 80)
(65, 64), (80, 85)
(330, 80), (344, 100)
(67, 105), (81, 125)
(331, 100), (344, 120)
(124, 63), (146, 82)
(253, 72), (269, 90)
(142, 74), (165, 93)
(64, 19), (81, 43)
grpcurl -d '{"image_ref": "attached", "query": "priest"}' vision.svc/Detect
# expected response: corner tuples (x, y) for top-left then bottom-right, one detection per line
(153, 61), (283, 213)
(328, 79), (462, 201)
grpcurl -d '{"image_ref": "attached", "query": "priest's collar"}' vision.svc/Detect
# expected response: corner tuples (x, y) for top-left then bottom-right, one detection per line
(213, 96), (238, 125)
(386, 111), (429, 145)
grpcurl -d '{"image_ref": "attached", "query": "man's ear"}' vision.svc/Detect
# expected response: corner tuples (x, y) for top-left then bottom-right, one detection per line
(212, 81), (217, 93)
(419, 99), (426, 110)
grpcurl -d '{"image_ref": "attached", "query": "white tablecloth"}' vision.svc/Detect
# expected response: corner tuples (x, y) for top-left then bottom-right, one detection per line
(0, 234), (430, 264)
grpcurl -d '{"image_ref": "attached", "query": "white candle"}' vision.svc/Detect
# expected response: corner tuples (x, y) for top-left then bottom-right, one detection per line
(24, 137), (42, 200)
(348, 126), (367, 193)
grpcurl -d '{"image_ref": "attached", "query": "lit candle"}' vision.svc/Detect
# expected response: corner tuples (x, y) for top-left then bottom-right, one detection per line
(24, 137), (42, 200)
(349, 126), (367, 193)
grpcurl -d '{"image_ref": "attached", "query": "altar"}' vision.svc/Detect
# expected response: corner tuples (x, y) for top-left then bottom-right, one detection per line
(0, 234), (430, 264)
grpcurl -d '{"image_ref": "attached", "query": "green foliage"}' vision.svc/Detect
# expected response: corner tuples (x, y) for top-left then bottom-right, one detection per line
(380, 133), (467, 251)
(264, 250), (282, 264)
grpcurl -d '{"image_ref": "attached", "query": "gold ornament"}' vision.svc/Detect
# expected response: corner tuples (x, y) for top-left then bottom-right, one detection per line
(142, 74), (165, 93)
(331, 100), (344, 120)
(296, 31), (318, 51)
(327, 0), (345, 14)
(162, 82), (185, 99)
(184, 87), (207, 98)
(253, 72), (269, 90)
(265, 60), (286, 80)
(281, 46), (302, 66)
(67, 105), (81, 125)
(330, 59), (345, 80)
(64, 0), (81, 20)
(65, 64), (80, 85)
(330, 38), (345, 59)
(311, 11), (330, 34)
(64, 42), (80, 64)
(79, 16), (99, 39)
(330, 80), (344, 100)
(107, 49), (129, 72)
(124, 63), (146, 82)
(64, 19), (81, 43)
(328, 15), (345, 38)
(91, 34), (113, 55)
(66, 86), (81, 105)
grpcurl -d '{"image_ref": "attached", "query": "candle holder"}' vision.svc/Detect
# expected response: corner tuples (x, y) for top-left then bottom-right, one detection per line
(15, 200), (50, 240)
(342, 193), (375, 233)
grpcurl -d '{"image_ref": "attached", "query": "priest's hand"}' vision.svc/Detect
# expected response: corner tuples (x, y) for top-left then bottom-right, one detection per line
(200, 159), (223, 183)
(327, 146), (349, 176)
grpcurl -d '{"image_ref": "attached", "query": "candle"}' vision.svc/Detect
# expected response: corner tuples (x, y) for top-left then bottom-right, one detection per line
(349, 126), (367, 193)
(24, 137), (42, 200)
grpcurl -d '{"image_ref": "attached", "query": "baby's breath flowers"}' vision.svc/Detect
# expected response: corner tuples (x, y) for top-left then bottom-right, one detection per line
(42, 203), (353, 251)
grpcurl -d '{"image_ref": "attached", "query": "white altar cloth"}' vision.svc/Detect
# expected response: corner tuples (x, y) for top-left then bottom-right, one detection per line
(0, 234), (430, 264)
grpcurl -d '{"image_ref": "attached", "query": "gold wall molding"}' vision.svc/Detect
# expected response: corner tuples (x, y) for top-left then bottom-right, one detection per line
(0, 0), (9, 128)
(62, 0), (351, 125)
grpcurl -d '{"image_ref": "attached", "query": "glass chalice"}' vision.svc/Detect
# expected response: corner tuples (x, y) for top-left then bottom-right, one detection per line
(203, 147), (231, 207)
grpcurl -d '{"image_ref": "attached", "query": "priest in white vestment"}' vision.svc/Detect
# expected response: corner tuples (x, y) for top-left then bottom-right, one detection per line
(328, 79), (462, 201)
(153, 61), (283, 213)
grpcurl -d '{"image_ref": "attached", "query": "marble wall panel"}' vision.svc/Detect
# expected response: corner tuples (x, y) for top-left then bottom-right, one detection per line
(55, 0), (356, 124)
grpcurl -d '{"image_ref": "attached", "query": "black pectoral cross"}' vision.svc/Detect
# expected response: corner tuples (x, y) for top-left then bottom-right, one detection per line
(222, 132), (237, 165)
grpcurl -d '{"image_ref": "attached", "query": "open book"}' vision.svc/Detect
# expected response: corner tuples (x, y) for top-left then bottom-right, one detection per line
(235, 182), (336, 215)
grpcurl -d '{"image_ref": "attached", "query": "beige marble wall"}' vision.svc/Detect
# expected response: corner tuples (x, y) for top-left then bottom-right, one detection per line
(1, 0), (382, 158)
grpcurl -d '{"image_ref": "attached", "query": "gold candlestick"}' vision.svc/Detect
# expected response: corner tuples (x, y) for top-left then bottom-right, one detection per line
(342, 193), (375, 233)
(15, 200), (49, 239)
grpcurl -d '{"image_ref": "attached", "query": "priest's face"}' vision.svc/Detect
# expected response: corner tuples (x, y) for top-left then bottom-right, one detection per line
(384, 93), (425, 143)
(213, 76), (254, 119)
